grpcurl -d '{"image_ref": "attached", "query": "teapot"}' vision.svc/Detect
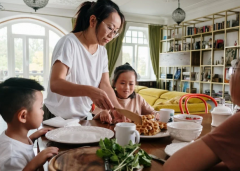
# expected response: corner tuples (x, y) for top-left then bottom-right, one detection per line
(211, 98), (232, 127)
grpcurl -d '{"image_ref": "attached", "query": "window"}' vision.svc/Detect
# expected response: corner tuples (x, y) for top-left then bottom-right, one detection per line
(122, 26), (151, 79)
(0, 20), (63, 89)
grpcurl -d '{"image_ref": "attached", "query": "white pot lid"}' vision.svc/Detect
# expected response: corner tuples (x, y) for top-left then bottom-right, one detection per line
(211, 105), (232, 115)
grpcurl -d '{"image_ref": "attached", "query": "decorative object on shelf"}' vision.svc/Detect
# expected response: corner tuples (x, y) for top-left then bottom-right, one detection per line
(225, 68), (230, 83)
(204, 66), (211, 82)
(182, 82), (189, 92)
(174, 69), (181, 79)
(209, 38), (212, 48)
(225, 48), (237, 66)
(172, 0), (186, 25)
(215, 60), (218, 65)
(221, 57), (224, 65)
(163, 36), (167, 40)
(234, 41), (237, 46)
(23, 0), (49, 12)
(202, 41), (206, 49)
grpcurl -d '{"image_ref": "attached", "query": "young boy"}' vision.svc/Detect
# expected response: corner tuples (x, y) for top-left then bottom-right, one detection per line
(0, 78), (59, 171)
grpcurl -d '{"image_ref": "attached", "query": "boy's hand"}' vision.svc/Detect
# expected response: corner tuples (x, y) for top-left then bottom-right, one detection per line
(23, 147), (59, 171)
(29, 128), (52, 141)
(100, 110), (112, 123)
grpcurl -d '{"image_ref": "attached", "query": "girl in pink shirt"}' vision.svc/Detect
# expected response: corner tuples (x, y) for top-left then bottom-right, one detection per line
(93, 63), (157, 123)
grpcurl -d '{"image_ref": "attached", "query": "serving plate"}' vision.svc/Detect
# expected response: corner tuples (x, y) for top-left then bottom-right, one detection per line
(45, 126), (114, 144)
(140, 131), (170, 139)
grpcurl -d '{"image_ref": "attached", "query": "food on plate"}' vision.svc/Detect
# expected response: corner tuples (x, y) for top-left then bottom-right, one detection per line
(135, 114), (167, 136)
(96, 138), (152, 171)
(185, 116), (201, 120)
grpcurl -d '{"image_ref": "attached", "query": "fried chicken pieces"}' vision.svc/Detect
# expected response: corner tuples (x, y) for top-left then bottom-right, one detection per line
(135, 114), (167, 136)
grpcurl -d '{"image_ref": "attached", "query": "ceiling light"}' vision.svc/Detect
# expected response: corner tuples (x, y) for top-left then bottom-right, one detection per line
(172, 0), (186, 25)
(23, 0), (49, 12)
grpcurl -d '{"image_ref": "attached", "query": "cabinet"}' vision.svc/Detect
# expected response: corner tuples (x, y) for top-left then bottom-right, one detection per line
(138, 80), (157, 88)
(160, 6), (240, 102)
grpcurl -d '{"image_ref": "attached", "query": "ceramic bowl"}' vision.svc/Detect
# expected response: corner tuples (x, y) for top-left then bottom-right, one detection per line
(173, 114), (203, 124)
(167, 122), (203, 142)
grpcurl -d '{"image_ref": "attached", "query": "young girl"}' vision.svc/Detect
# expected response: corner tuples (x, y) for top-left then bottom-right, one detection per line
(93, 63), (157, 123)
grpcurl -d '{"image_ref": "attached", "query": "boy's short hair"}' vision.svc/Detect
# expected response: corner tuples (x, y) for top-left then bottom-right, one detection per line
(0, 77), (44, 123)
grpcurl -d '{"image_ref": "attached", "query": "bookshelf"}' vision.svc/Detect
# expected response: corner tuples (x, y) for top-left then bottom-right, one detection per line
(159, 6), (240, 101)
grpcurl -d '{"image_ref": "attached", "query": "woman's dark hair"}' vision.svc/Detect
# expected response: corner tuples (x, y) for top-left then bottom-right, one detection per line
(112, 63), (138, 99)
(72, 0), (125, 34)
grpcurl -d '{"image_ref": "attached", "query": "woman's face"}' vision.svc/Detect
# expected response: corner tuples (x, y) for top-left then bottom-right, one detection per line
(115, 71), (136, 99)
(230, 62), (240, 106)
(96, 12), (122, 46)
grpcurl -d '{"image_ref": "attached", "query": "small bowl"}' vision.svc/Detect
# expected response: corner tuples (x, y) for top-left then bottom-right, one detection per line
(174, 114), (203, 124)
(167, 122), (203, 142)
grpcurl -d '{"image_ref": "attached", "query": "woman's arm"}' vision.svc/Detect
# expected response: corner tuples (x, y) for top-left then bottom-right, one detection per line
(50, 61), (113, 109)
(163, 139), (221, 171)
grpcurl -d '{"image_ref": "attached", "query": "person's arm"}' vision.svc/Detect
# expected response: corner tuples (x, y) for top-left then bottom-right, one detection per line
(163, 139), (221, 171)
(29, 128), (52, 143)
(50, 61), (113, 110)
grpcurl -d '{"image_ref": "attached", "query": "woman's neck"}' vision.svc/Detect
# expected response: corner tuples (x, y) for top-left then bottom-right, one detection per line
(75, 31), (98, 55)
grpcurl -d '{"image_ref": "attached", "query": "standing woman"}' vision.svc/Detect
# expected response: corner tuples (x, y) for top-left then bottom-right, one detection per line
(44, 0), (125, 120)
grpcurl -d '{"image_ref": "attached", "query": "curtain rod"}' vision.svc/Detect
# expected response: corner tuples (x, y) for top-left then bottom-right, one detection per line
(1, 9), (165, 26)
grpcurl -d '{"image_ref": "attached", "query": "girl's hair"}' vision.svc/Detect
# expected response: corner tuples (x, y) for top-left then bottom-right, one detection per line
(112, 63), (138, 99)
(72, 0), (125, 34)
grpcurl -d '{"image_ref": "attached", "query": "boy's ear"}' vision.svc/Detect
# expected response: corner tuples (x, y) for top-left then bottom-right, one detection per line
(17, 109), (28, 123)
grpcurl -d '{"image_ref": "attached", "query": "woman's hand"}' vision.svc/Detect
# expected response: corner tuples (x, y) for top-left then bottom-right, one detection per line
(89, 87), (114, 110)
(29, 128), (52, 143)
(100, 110), (112, 123)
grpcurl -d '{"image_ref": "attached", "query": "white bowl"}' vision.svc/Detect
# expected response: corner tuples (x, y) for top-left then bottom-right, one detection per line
(174, 114), (203, 124)
(167, 122), (203, 142)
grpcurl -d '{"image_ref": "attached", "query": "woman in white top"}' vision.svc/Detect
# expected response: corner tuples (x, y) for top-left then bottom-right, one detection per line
(44, 0), (125, 120)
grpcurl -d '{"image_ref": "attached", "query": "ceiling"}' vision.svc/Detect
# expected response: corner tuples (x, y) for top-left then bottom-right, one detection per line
(0, 0), (224, 18)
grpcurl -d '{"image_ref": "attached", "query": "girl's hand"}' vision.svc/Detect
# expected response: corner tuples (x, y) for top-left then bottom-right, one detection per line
(100, 110), (112, 123)
(23, 147), (59, 171)
(89, 87), (114, 110)
(29, 128), (52, 142)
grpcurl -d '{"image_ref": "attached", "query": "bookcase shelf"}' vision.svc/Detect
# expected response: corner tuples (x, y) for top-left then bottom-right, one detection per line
(159, 6), (240, 101)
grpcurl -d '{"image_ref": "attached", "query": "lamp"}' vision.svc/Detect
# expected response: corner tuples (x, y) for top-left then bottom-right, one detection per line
(172, 0), (186, 25)
(23, 0), (49, 12)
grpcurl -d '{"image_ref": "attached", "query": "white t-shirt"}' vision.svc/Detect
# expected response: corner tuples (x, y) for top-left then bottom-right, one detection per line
(44, 33), (109, 120)
(0, 131), (35, 171)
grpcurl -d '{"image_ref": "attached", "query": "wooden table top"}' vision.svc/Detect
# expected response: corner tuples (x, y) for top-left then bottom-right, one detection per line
(38, 114), (214, 171)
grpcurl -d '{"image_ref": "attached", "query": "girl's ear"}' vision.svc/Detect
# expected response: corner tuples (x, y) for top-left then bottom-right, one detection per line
(89, 15), (97, 28)
(17, 109), (28, 123)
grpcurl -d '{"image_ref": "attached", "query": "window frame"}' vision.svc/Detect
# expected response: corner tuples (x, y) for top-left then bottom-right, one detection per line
(0, 18), (64, 88)
(122, 26), (151, 79)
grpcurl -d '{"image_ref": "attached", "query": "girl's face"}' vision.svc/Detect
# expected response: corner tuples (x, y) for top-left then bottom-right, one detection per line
(115, 71), (136, 99)
(96, 12), (121, 46)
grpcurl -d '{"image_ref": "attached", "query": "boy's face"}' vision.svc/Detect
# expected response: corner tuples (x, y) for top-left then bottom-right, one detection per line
(26, 91), (44, 129)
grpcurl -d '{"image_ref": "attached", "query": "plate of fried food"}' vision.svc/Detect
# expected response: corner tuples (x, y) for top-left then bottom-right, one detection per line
(135, 114), (169, 138)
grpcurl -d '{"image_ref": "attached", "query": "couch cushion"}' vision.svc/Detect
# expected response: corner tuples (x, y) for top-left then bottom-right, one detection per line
(154, 99), (168, 105)
(138, 88), (168, 98)
(138, 94), (158, 106)
(135, 86), (148, 93)
(160, 91), (209, 104)
(153, 103), (212, 113)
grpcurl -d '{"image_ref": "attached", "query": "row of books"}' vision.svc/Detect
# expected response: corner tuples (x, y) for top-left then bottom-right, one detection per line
(187, 20), (239, 36)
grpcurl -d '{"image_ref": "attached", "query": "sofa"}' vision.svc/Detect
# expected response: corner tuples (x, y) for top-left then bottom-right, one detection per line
(135, 86), (211, 114)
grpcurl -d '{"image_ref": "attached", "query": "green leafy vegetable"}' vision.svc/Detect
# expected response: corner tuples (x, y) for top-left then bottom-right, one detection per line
(96, 138), (152, 171)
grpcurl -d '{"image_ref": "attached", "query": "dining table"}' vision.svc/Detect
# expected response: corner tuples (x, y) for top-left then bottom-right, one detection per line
(38, 113), (214, 171)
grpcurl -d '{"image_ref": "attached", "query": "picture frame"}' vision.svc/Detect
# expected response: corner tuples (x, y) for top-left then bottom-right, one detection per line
(225, 48), (237, 66)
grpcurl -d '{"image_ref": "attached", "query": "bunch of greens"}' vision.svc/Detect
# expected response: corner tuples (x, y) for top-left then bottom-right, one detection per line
(96, 138), (152, 171)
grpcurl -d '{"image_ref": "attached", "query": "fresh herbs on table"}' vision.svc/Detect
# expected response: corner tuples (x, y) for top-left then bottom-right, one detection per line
(96, 138), (152, 171)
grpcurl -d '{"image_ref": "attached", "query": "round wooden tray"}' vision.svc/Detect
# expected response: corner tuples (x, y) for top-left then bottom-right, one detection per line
(48, 146), (104, 171)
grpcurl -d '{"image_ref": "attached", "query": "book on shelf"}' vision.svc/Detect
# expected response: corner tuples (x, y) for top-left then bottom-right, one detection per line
(174, 69), (181, 79)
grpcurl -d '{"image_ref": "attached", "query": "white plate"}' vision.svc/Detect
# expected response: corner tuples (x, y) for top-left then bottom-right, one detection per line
(164, 142), (190, 156)
(140, 131), (170, 139)
(45, 126), (114, 144)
